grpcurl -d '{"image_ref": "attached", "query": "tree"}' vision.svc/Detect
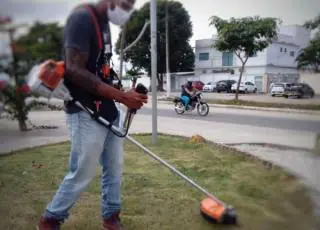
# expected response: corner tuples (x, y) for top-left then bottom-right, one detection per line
(0, 21), (63, 131)
(296, 14), (320, 73)
(209, 16), (278, 100)
(296, 38), (320, 73)
(304, 13), (320, 38)
(15, 21), (63, 66)
(115, 0), (194, 91)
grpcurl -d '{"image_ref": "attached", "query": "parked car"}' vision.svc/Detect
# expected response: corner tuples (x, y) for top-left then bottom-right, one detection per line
(270, 83), (295, 97)
(231, 81), (257, 94)
(216, 80), (236, 93)
(203, 81), (216, 92)
(191, 81), (205, 91)
(284, 83), (315, 98)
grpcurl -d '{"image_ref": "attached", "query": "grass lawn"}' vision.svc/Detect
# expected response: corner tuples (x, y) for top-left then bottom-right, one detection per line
(161, 97), (320, 110)
(0, 134), (315, 230)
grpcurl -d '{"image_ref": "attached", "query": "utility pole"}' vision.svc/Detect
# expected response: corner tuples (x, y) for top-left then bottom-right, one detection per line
(118, 25), (126, 80)
(165, 1), (170, 98)
(150, 0), (158, 144)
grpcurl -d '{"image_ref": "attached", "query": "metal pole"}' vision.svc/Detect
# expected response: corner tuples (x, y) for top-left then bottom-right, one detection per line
(150, 0), (158, 144)
(165, 1), (171, 97)
(119, 25), (126, 80)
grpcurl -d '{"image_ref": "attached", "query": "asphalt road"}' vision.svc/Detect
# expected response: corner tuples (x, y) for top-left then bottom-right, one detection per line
(139, 107), (320, 133)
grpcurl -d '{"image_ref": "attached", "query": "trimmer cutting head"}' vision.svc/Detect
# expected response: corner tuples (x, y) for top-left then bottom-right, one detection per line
(200, 197), (237, 225)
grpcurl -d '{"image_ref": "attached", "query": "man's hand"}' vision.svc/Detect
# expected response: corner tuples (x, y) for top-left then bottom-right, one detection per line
(120, 90), (148, 110)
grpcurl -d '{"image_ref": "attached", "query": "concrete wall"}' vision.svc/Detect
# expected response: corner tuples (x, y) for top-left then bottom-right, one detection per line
(122, 77), (150, 89)
(279, 25), (311, 49)
(300, 72), (320, 94)
(266, 42), (300, 67)
(265, 73), (300, 93)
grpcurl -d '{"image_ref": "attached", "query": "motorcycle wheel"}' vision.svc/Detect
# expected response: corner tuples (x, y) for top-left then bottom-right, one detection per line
(174, 102), (185, 114)
(197, 102), (209, 116)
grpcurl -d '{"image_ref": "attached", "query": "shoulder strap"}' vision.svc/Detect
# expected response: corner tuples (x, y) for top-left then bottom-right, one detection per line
(74, 4), (103, 50)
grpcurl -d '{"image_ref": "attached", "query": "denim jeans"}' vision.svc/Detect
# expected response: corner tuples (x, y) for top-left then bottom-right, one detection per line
(43, 111), (124, 221)
(180, 96), (190, 106)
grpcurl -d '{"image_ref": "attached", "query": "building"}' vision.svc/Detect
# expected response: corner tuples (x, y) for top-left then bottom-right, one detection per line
(191, 25), (311, 92)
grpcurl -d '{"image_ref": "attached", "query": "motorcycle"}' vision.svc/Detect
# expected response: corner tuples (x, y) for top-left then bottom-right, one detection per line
(173, 91), (209, 116)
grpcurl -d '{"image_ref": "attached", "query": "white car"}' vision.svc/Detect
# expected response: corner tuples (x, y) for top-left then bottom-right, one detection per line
(270, 83), (294, 97)
(231, 81), (257, 93)
(202, 82), (216, 92)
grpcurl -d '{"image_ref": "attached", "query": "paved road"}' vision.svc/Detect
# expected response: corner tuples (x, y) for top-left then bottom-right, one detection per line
(139, 107), (320, 133)
(157, 91), (320, 105)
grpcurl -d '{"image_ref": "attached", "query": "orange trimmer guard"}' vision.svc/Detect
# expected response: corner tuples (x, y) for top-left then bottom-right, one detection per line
(200, 197), (237, 225)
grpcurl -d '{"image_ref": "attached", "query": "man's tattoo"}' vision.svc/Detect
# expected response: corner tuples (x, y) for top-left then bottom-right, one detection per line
(65, 48), (102, 95)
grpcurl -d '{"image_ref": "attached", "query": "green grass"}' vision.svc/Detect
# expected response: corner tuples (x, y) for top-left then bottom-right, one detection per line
(162, 97), (320, 110)
(0, 134), (315, 230)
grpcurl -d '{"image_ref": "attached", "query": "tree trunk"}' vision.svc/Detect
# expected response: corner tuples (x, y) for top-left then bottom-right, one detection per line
(157, 73), (164, 91)
(235, 65), (245, 100)
(315, 64), (319, 73)
(17, 97), (29, 131)
(18, 117), (28, 131)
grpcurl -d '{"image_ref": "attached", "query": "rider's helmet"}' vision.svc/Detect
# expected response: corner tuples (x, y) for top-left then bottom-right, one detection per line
(186, 81), (193, 89)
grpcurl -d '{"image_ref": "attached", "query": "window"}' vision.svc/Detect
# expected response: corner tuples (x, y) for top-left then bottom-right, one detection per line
(290, 51), (295, 57)
(222, 52), (233, 66)
(199, 52), (209, 61)
(280, 47), (283, 52)
(284, 48), (287, 53)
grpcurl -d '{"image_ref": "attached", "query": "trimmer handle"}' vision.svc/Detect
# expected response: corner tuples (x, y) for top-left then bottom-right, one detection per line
(129, 83), (148, 114)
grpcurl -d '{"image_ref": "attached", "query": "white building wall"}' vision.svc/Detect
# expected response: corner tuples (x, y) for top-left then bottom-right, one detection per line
(235, 50), (268, 67)
(278, 25), (311, 49)
(266, 43), (300, 67)
(266, 66), (299, 74)
(195, 39), (214, 70)
(300, 72), (320, 94)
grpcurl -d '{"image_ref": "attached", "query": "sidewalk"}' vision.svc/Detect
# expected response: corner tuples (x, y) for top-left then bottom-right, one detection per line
(1, 110), (317, 154)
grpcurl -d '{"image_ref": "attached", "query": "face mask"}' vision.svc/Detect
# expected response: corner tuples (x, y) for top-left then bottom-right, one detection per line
(107, 5), (134, 26)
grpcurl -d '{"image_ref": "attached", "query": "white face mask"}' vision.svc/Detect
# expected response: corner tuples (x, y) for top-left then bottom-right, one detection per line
(107, 5), (134, 26)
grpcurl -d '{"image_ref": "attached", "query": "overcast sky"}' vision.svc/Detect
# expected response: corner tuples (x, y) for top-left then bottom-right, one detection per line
(1, 0), (319, 69)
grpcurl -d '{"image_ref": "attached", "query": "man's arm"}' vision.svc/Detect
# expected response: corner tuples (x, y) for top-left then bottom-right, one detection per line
(64, 48), (126, 102)
(183, 86), (193, 96)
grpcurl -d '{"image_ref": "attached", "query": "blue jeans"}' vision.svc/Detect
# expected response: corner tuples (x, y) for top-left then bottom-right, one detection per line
(180, 96), (190, 106)
(43, 111), (124, 221)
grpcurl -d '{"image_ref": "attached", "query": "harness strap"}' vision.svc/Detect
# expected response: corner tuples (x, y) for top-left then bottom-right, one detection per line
(74, 4), (103, 49)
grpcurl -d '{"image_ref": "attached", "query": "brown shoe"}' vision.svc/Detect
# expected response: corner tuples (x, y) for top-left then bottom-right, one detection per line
(103, 211), (125, 230)
(37, 216), (62, 230)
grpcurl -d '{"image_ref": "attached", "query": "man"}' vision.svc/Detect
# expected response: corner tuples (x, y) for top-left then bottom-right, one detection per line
(38, 0), (147, 229)
(180, 81), (196, 108)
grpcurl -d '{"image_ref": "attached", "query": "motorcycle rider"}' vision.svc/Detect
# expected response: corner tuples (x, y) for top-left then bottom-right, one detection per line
(181, 81), (197, 108)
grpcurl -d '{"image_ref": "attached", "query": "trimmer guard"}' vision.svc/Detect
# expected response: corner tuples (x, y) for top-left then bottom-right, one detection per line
(200, 197), (237, 225)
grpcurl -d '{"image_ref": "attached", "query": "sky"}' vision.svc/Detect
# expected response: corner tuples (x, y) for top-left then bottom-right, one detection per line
(1, 0), (320, 70)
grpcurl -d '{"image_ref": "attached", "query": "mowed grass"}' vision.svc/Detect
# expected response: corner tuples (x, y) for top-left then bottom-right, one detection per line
(0, 134), (315, 230)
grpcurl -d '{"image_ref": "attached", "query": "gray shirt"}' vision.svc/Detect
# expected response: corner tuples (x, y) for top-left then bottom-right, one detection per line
(63, 6), (112, 113)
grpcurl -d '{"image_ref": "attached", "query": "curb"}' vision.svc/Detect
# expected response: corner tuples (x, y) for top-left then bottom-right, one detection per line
(157, 100), (320, 115)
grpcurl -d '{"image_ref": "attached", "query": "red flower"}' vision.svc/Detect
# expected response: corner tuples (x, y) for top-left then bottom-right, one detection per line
(0, 81), (7, 91)
(16, 84), (31, 94)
